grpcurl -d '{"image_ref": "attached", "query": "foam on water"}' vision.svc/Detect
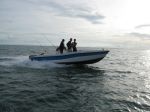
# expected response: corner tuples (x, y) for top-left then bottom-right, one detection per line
(0, 55), (68, 69)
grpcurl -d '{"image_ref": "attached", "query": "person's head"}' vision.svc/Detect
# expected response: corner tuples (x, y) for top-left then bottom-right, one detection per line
(62, 39), (65, 42)
(70, 38), (72, 41)
(74, 39), (76, 42)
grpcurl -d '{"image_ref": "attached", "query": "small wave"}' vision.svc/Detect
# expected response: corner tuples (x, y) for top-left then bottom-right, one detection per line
(0, 103), (16, 112)
(0, 57), (14, 61)
(114, 70), (133, 74)
(104, 68), (133, 74)
(108, 98), (150, 111)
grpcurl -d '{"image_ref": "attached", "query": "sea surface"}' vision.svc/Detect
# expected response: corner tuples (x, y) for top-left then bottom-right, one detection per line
(0, 45), (150, 112)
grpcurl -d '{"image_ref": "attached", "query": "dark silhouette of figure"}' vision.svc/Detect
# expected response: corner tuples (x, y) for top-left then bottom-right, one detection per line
(56, 39), (66, 54)
(66, 38), (72, 52)
(72, 39), (77, 52)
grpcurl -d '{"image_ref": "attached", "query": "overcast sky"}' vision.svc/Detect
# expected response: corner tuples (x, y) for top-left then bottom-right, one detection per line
(0, 0), (150, 48)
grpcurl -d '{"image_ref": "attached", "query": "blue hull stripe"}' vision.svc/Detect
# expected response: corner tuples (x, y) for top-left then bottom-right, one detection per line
(30, 51), (109, 61)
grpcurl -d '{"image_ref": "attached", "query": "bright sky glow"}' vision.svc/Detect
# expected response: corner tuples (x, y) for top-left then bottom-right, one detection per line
(0, 0), (150, 48)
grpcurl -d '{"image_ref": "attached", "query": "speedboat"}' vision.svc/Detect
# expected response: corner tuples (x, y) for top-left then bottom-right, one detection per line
(29, 50), (109, 64)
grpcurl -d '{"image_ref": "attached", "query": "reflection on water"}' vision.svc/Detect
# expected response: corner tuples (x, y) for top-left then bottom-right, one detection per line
(36, 66), (106, 112)
(11, 66), (106, 112)
(1, 45), (150, 111)
(143, 50), (150, 68)
(141, 50), (150, 92)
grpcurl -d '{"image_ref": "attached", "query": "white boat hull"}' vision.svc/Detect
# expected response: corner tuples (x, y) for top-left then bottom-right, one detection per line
(29, 50), (109, 64)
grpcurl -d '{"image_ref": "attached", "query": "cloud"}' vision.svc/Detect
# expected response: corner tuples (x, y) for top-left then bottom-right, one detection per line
(126, 32), (150, 40)
(135, 24), (150, 29)
(113, 32), (150, 41)
(26, 0), (105, 24)
(128, 32), (150, 37)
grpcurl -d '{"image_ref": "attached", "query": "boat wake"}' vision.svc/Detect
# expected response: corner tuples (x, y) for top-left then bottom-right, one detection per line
(0, 56), (68, 69)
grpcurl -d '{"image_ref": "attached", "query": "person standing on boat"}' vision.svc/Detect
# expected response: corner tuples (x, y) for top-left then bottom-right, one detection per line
(56, 39), (66, 54)
(66, 38), (72, 52)
(72, 39), (77, 52)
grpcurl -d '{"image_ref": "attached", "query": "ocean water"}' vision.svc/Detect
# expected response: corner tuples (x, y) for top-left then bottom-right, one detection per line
(0, 45), (150, 112)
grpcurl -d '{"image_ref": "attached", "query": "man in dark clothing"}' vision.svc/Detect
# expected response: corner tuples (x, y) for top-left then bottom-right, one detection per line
(56, 39), (66, 54)
(72, 39), (77, 52)
(66, 38), (72, 52)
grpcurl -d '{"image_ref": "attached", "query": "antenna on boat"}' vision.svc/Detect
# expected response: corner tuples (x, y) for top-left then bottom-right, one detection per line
(34, 36), (46, 54)
(42, 33), (57, 49)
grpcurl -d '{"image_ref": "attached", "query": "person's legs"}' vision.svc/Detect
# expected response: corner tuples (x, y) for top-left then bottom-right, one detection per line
(60, 49), (63, 54)
(73, 47), (77, 52)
